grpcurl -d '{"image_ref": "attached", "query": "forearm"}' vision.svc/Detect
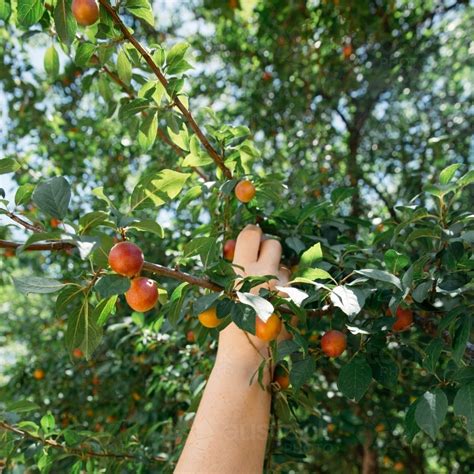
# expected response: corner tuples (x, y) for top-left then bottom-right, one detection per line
(175, 337), (271, 473)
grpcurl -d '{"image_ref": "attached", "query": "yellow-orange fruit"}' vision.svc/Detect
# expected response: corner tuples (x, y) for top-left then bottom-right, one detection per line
(33, 368), (45, 380)
(375, 423), (385, 433)
(50, 218), (61, 228)
(327, 423), (336, 433)
(198, 307), (221, 328)
(234, 180), (256, 203)
(392, 307), (413, 332)
(394, 462), (405, 472)
(343, 44), (353, 58)
(125, 277), (159, 312)
(108, 241), (144, 277)
(321, 330), (347, 357)
(223, 239), (236, 261)
(273, 364), (290, 390)
(255, 313), (282, 341)
(71, 0), (100, 26)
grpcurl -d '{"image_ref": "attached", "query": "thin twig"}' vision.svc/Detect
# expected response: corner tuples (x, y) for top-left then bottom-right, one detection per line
(0, 421), (166, 463)
(3, 211), (43, 233)
(98, 0), (232, 179)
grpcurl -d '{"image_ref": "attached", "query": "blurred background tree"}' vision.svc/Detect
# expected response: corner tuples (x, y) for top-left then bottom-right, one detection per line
(0, 0), (472, 472)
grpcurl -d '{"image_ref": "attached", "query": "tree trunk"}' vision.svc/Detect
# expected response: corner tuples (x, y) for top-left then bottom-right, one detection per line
(348, 128), (362, 218)
(361, 432), (379, 474)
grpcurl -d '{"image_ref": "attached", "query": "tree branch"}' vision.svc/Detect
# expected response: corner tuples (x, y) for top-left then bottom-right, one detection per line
(98, 0), (232, 179)
(0, 421), (166, 464)
(2, 211), (43, 233)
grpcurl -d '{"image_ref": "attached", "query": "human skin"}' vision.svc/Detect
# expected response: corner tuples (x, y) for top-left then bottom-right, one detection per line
(175, 224), (289, 473)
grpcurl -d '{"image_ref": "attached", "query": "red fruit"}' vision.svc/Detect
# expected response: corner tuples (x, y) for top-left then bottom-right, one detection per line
(262, 71), (272, 81)
(321, 330), (347, 357)
(223, 239), (236, 261)
(50, 218), (61, 228)
(72, 348), (83, 358)
(108, 242), (144, 277)
(392, 307), (413, 332)
(125, 277), (159, 312)
(186, 330), (195, 343)
(255, 314), (282, 342)
(71, 0), (100, 26)
(343, 44), (353, 59)
(273, 364), (290, 390)
(235, 180), (256, 203)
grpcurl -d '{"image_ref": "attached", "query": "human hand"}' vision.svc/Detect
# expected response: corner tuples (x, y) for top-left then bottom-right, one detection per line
(218, 225), (290, 363)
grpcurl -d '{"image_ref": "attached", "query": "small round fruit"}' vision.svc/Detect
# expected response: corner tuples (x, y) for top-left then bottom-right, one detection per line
(234, 180), (256, 203)
(125, 277), (159, 312)
(223, 239), (236, 261)
(262, 71), (272, 81)
(186, 330), (195, 343)
(108, 241), (144, 277)
(393, 462), (404, 472)
(198, 307), (221, 328)
(273, 364), (290, 390)
(327, 423), (336, 433)
(375, 423), (385, 433)
(50, 218), (61, 228)
(392, 307), (413, 332)
(71, 0), (100, 26)
(255, 313), (282, 342)
(72, 348), (83, 358)
(33, 369), (45, 380)
(321, 330), (347, 357)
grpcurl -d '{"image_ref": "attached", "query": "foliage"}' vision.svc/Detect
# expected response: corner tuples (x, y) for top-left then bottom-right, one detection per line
(0, 0), (472, 472)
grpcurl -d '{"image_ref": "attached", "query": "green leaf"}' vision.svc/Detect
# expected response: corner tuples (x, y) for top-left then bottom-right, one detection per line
(79, 211), (111, 233)
(230, 302), (256, 333)
(183, 236), (218, 267)
(236, 291), (274, 321)
(125, 0), (154, 26)
(295, 267), (332, 281)
(290, 357), (315, 391)
(15, 183), (35, 205)
(54, 0), (76, 45)
(44, 45), (60, 79)
(415, 389), (448, 440)
(453, 382), (474, 434)
(6, 399), (40, 413)
(138, 111), (158, 151)
(0, 158), (21, 174)
(458, 170), (474, 187)
(384, 250), (410, 274)
(131, 169), (190, 210)
(166, 42), (190, 70)
(371, 356), (398, 390)
(118, 98), (151, 120)
(13, 276), (66, 294)
(439, 163), (461, 185)
(127, 219), (164, 237)
(423, 338), (443, 373)
(17, 0), (45, 27)
(117, 48), (132, 85)
(329, 285), (366, 319)
(168, 283), (189, 327)
(65, 300), (102, 360)
(0, 0), (12, 20)
(405, 400), (421, 443)
(75, 42), (96, 67)
(452, 316), (471, 364)
(299, 243), (322, 268)
(331, 187), (356, 205)
(95, 275), (130, 299)
(94, 295), (118, 326)
(337, 356), (372, 402)
(32, 176), (71, 219)
(40, 412), (55, 433)
(355, 269), (402, 290)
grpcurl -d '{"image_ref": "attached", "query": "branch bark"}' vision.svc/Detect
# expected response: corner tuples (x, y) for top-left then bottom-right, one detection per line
(98, 0), (232, 179)
(0, 421), (166, 463)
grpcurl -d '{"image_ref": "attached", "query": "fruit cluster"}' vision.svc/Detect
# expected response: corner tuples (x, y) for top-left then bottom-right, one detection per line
(108, 242), (159, 312)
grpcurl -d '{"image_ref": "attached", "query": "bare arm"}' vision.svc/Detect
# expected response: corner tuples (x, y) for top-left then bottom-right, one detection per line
(175, 225), (288, 474)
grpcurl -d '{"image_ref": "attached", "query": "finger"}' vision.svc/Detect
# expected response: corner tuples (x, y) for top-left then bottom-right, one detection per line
(233, 224), (262, 265)
(257, 238), (282, 270)
(278, 266), (291, 284)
